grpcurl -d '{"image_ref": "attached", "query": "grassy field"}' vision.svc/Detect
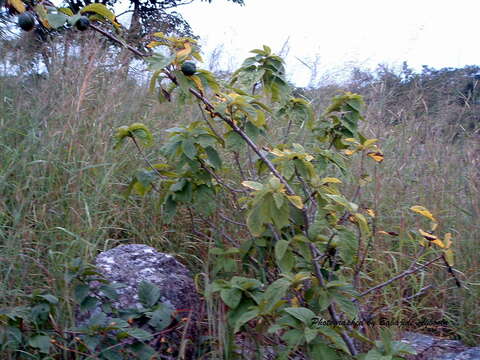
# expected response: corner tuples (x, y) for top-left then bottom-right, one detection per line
(1, 44), (479, 358)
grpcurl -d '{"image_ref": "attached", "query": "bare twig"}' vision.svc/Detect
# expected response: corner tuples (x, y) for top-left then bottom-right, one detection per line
(89, 23), (148, 58)
(353, 254), (443, 302)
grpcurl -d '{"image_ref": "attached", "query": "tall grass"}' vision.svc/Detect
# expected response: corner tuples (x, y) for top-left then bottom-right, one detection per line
(0, 40), (479, 356)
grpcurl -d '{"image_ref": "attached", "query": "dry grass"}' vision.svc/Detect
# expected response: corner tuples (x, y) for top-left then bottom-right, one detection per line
(1, 42), (479, 356)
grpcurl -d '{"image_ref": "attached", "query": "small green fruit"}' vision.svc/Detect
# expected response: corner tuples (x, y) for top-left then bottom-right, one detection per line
(181, 61), (196, 76)
(75, 16), (90, 31)
(18, 13), (35, 32)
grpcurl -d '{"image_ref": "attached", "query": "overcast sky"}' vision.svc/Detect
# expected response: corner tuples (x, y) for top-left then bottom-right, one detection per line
(175, 0), (480, 86)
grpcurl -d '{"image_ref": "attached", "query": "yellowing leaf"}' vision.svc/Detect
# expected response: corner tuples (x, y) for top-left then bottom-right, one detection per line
(287, 195), (304, 209)
(321, 177), (342, 184)
(419, 229), (445, 248)
(58, 7), (74, 16)
(8, 0), (26, 13)
(176, 42), (192, 61)
(270, 149), (284, 157)
(410, 206), (437, 223)
(378, 230), (399, 236)
(190, 75), (204, 94)
(344, 149), (357, 156)
(363, 138), (378, 148)
(344, 138), (357, 143)
(34, 5), (50, 28)
(366, 208), (375, 218)
(444, 233), (452, 249)
(80, 3), (121, 28)
(147, 41), (162, 48)
(431, 239), (445, 248)
(354, 213), (370, 236)
(241, 181), (263, 191)
(418, 229), (437, 241)
(443, 249), (454, 266)
(367, 151), (384, 162)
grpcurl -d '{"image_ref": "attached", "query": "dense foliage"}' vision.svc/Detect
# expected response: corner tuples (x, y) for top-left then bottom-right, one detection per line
(0, 0), (478, 359)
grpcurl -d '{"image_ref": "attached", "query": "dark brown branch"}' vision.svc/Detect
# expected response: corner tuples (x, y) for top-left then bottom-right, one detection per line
(89, 23), (149, 58)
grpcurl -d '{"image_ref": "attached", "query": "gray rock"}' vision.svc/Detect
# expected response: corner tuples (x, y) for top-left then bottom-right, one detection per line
(400, 331), (480, 360)
(78, 244), (200, 356)
(95, 244), (199, 316)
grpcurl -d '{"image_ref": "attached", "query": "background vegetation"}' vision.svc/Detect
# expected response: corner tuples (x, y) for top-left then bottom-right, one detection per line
(0, 22), (479, 358)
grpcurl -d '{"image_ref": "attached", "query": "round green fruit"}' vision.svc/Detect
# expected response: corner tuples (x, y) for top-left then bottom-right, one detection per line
(18, 13), (35, 32)
(181, 62), (196, 76)
(75, 16), (90, 31)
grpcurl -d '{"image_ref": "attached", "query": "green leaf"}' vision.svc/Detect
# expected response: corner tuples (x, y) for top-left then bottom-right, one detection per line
(246, 205), (266, 236)
(391, 341), (417, 355)
(138, 281), (161, 308)
(273, 192), (284, 209)
(124, 327), (153, 341)
(309, 343), (340, 360)
(38, 294), (59, 304)
(147, 53), (174, 71)
(174, 70), (194, 96)
(365, 349), (392, 360)
(129, 343), (157, 360)
(173, 180), (192, 202)
(87, 312), (108, 327)
(284, 307), (316, 325)
(304, 327), (318, 343)
(129, 123), (153, 147)
(205, 146), (222, 169)
(80, 3), (119, 26)
(148, 304), (173, 331)
(113, 126), (130, 149)
(278, 249), (295, 273)
(46, 12), (67, 28)
(101, 348), (123, 360)
(82, 335), (100, 351)
(336, 228), (358, 266)
(262, 278), (290, 313)
(317, 326), (350, 354)
(332, 293), (358, 319)
(281, 328), (304, 347)
(274, 239), (290, 261)
(225, 130), (245, 151)
(28, 335), (51, 354)
(193, 185), (216, 216)
(220, 288), (242, 309)
(233, 308), (259, 333)
(74, 284), (90, 304)
(135, 169), (157, 188)
(230, 276), (262, 290)
(31, 303), (50, 324)
(182, 138), (197, 159)
(4, 326), (22, 346)
(80, 296), (98, 312)
(324, 194), (358, 212)
(99, 284), (119, 301)
(163, 195), (177, 223)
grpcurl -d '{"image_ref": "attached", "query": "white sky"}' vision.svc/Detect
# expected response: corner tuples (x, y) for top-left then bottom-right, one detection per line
(175, 0), (480, 86)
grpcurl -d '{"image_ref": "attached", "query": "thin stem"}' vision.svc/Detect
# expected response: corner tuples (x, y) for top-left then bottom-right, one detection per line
(130, 136), (163, 177)
(89, 23), (148, 58)
(353, 254), (443, 302)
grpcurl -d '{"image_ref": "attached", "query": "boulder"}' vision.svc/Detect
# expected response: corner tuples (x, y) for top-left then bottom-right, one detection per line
(94, 244), (199, 317)
(77, 244), (201, 357)
(400, 331), (480, 360)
